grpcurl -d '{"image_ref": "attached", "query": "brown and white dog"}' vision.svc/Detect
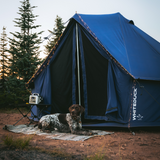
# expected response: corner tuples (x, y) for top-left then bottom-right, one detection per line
(38, 104), (93, 135)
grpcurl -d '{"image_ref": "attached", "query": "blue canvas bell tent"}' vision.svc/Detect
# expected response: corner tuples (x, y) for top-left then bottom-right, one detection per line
(27, 13), (160, 128)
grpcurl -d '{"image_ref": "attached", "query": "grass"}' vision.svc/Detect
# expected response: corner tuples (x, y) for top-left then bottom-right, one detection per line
(1, 134), (123, 160)
(2, 135), (33, 149)
(1, 135), (73, 159)
(1, 134), (108, 160)
(32, 147), (73, 159)
(84, 142), (124, 160)
(85, 154), (106, 160)
(85, 144), (109, 160)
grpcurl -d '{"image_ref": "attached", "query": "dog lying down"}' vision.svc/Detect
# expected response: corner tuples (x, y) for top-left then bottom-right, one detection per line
(38, 104), (94, 136)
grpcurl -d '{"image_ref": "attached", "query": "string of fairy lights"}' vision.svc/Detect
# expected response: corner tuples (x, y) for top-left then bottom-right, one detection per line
(26, 29), (65, 87)
(27, 13), (135, 88)
(77, 13), (135, 79)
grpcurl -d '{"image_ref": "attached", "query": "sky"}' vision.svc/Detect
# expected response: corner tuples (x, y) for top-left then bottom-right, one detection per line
(0, 0), (160, 58)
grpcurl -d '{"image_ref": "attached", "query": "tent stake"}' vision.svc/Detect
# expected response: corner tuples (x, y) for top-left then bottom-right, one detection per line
(76, 23), (81, 106)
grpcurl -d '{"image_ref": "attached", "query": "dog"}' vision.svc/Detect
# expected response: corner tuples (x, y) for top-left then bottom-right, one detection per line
(38, 104), (93, 135)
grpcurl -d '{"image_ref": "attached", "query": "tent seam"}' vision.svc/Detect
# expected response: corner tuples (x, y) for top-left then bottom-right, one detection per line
(128, 79), (136, 128)
(118, 14), (132, 74)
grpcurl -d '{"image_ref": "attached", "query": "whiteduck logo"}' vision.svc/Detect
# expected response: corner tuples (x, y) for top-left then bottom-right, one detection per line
(137, 114), (143, 121)
(133, 86), (137, 121)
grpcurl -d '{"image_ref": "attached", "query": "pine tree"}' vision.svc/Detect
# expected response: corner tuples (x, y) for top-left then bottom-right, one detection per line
(8, 0), (43, 83)
(6, 0), (43, 104)
(0, 27), (9, 93)
(44, 15), (65, 54)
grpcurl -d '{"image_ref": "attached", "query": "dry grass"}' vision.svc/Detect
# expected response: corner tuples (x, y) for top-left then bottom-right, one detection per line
(85, 144), (109, 160)
(2, 135), (33, 149)
(1, 135), (75, 159)
(32, 147), (73, 159)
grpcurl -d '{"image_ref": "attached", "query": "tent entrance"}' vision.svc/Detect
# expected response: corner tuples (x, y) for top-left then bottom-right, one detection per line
(50, 27), (73, 113)
(79, 28), (109, 119)
(50, 23), (109, 120)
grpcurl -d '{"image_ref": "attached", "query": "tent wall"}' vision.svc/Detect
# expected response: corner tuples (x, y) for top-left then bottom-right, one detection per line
(130, 80), (160, 127)
(31, 66), (52, 116)
(105, 61), (133, 124)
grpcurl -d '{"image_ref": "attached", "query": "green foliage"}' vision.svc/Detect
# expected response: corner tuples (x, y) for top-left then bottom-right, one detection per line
(0, 27), (9, 92)
(7, 76), (30, 103)
(0, 0), (44, 107)
(44, 15), (65, 55)
(0, 91), (7, 107)
(2, 135), (33, 149)
(0, 76), (31, 108)
(8, 0), (43, 83)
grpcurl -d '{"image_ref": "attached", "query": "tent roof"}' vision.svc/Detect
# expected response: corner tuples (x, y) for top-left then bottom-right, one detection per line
(72, 13), (160, 80)
(27, 13), (160, 86)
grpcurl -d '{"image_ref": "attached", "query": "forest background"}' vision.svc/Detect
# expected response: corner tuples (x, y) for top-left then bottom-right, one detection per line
(0, 0), (65, 108)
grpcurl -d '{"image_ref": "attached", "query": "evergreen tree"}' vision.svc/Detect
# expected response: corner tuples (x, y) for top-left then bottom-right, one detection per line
(44, 15), (65, 54)
(0, 27), (9, 93)
(6, 0), (43, 104)
(8, 0), (43, 83)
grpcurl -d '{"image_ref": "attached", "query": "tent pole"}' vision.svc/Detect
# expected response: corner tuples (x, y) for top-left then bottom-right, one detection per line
(76, 23), (81, 106)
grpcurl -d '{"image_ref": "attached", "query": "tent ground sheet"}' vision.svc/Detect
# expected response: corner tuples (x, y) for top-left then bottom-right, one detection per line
(4, 125), (114, 141)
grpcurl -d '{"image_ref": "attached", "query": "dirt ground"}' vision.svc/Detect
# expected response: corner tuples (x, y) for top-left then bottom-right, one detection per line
(0, 112), (160, 160)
